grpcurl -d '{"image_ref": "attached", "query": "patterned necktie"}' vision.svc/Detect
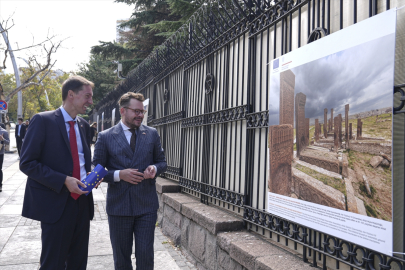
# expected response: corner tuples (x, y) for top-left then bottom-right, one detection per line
(129, 128), (136, 152)
(69, 121), (81, 200)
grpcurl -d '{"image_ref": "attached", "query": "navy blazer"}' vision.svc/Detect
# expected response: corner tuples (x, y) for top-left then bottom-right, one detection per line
(93, 123), (167, 216)
(20, 108), (94, 223)
(15, 124), (26, 139)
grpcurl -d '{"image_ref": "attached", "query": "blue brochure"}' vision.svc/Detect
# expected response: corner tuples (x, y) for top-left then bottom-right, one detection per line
(79, 164), (107, 195)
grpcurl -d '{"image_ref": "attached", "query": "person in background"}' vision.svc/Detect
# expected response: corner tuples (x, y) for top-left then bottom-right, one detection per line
(15, 118), (26, 159)
(0, 125), (9, 192)
(25, 120), (30, 130)
(89, 122), (97, 145)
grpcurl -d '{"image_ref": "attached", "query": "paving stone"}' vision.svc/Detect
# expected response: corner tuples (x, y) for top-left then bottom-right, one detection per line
(0, 227), (15, 251)
(0, 205), (23, 215)
(0, 215), (21, 228)
(0, 263), (39, 270)
(4, 196), (24, 205)
(0, 225), (41, 265)
(88, 221), (113, 256)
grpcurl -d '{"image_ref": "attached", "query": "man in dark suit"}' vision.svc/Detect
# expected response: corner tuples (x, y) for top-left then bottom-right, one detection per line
(15, 117), (26, 158)
(93, 92), (167, 270)
(20, 75), (94, 270)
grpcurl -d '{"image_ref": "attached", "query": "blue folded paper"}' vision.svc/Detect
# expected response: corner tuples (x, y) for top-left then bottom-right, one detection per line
(79, 164), (108, 195)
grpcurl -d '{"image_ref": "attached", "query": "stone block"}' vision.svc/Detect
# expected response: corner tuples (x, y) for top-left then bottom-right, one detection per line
(157, 211), (163, 227)
(292, 167), (346, 210)
(217, 231), (259, 253)
(370, 156), (384, 168)
(255, 254), (315, 270)
(156, 177), (180, 194)
(181, 216), (191, 250)
(162, 193), (198, 212)
(157, 192), (164, 212)
(162, 218), (181, 245)
(355, 197), (367, 216)
(163, 204), (182, 228)
(218, 248), (231, 269)
(182, 203), (244, 235)
(345, 176), (358, 214)
(205, 230), (217, 270)
(188, 221), (206, 262)
(341, 153), (349, 178)
(230, 240), (285, 270)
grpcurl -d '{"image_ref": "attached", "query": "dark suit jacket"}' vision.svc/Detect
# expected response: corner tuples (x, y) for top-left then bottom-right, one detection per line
(93, 123), (167, 216)
(20, 108), (94, 223)
(15, 124), (26, 139)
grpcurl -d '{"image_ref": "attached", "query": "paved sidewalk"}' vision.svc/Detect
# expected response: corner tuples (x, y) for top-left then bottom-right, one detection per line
(0, 152), (197, 270)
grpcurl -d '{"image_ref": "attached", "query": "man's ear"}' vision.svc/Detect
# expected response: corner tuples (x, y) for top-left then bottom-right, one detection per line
(120, 107), (125, 115)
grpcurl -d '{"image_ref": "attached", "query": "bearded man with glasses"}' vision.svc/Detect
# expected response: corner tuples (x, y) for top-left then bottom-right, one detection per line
(93, 92), (167, 270)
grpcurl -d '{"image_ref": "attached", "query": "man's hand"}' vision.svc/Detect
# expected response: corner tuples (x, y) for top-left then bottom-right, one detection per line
(144, 165), (156, 179)
(65, 176), (88, 195)
(0, 135), (4, 141)
(119, 169), (144, 185)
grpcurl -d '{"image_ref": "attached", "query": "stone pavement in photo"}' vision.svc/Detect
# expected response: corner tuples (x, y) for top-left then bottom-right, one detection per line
(0, 150), (197, 270)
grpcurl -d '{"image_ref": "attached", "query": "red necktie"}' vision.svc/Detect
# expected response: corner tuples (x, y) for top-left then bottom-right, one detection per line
(69, 121), (81, 200)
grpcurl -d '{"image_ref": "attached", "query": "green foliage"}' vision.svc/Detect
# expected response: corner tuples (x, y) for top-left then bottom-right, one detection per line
(295, 164), (346, 196)
(77, 54), (118, 105)
(365, 203), (377, 218)
(0, 68), (68, 121)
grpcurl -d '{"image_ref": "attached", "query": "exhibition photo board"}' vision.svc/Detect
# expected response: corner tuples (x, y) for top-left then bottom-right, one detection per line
(268, 9), (397, 256)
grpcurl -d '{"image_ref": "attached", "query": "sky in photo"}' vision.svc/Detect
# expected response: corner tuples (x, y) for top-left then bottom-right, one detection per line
(268, 34), (395, 126)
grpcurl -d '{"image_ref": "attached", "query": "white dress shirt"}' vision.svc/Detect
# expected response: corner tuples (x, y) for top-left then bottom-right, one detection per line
(60, 106), (87, 181)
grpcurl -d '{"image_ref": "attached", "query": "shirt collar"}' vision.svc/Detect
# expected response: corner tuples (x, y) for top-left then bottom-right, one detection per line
(60, 106), (76, 123)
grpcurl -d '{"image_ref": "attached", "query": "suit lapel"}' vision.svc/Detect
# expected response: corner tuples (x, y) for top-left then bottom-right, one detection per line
(112, 123), (134, 158)
(77, 118), (90, 161)
(55, 108), (71, 153)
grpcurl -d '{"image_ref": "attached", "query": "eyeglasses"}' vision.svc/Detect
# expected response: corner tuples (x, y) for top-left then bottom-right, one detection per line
(124, 107), (147, 115)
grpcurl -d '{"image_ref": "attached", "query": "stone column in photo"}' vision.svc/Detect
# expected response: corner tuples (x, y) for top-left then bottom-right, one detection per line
(279, 70), (295, 126)
(268, 124), (294, 196)
(331, 109), (334, 131)
(305, 118), (310, 146)
(345, 104), (349, 147)
(339, 114), (343, 147)
(349, 123), (352, 139)
(334, 116), (339, 152)
(315, 119), (319, 142)
(295, 92), (307, 157)
(324, 108), (327, 138)
(357, 118), (362, 139)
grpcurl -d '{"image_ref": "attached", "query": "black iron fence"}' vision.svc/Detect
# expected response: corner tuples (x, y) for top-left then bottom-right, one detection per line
(90, 0), (405, 269)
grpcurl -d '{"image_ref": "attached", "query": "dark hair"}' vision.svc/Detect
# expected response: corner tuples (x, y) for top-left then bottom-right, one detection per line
(91, 122), (97, 128)
(118, 92), (145, 108)
(62, 75), (94, 101)
(18, 118), (23, 122)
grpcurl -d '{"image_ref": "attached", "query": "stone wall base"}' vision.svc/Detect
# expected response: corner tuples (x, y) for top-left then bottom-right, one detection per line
(156, 177), (319, 270)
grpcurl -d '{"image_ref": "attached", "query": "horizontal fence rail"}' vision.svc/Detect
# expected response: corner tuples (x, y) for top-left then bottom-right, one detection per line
(90, 0), (405, 269)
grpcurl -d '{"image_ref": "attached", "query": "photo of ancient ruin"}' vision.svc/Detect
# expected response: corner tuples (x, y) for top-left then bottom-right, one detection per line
(268, 34), (394, 221)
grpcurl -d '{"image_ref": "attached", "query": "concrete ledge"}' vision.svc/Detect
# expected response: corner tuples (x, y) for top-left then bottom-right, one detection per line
(163, 193), (198, 212)
(182, 203), (244, 235)
(156, 177), (180, 194)
(157, 189), (320, 270)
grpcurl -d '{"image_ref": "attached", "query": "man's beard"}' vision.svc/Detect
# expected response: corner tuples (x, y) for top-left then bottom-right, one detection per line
(124, 118), (141, 129)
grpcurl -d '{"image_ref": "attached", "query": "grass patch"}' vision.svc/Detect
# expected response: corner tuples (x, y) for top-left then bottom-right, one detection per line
(295, 164), (346, 196)
(358, 182), (376, 198)
(346, 150), (355, 170)
(365, 203), (377, 218)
